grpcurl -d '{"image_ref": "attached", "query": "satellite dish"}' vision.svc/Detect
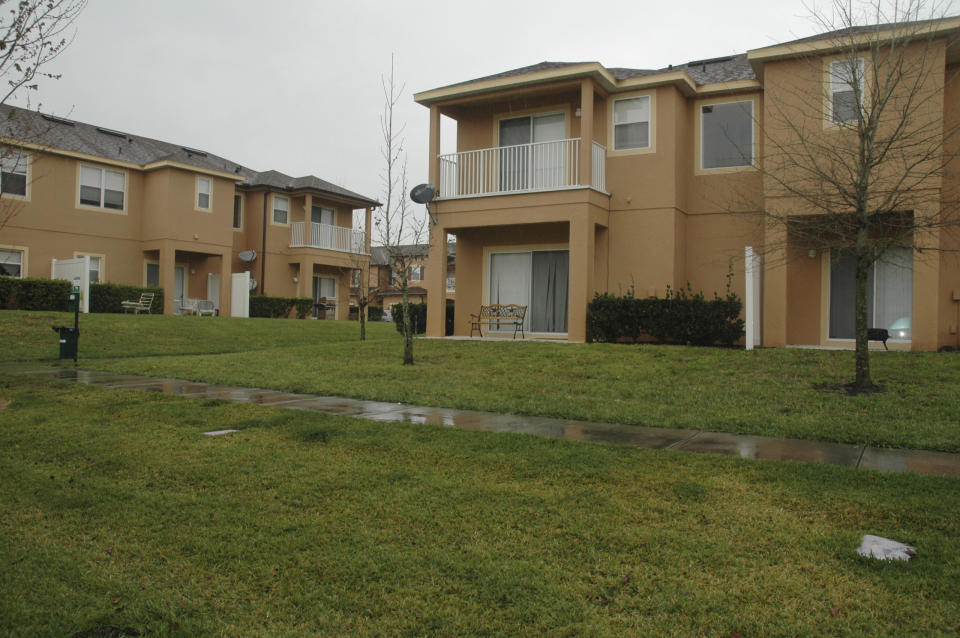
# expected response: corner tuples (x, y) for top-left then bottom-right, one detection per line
(238, 250), (257, 262)
(410, 183), (435, 204)
(248, 278), (258, 291)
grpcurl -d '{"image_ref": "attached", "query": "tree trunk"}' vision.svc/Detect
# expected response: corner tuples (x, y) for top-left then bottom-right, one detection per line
(401, 280), (414, 365)
(854, 242), (873, 389)
(359, 298), (367, 341)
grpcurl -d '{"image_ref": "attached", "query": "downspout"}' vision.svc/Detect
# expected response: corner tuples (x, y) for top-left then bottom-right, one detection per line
(260, 190), (268, 295)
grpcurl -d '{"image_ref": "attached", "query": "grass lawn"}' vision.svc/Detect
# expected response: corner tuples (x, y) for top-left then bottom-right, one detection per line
(2, 311), (957, 452)
(1, 374), (958, 636)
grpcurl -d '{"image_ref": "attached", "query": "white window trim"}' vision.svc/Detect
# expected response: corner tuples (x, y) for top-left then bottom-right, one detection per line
(76, 163), (127, 214)
(73, 252), (105, 283)
(195, 176), (212, 212)
(612, 95), (652, 152)
(409, 264), (424, 281)
(825, 56), (867, 128)
(271, 194), (290, 226)
(0, 149), (30, 200)
(695, 96), (758, 175)
(607, 91), (656, 156)
(0, 244), (27, 278)
(233, 193), (244, 231)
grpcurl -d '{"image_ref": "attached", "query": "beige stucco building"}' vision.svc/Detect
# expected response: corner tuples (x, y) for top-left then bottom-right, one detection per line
(414, 19), (960, 351)
(0, 106), (379, 317)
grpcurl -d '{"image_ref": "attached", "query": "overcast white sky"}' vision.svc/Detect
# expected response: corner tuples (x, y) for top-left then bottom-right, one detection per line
(13, 0), (941, 208)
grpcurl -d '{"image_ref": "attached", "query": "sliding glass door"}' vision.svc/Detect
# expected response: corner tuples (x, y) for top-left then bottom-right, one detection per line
(829, 247), (912, 340)
(489, 250), (568, 334)
(498, 113), (565, 192)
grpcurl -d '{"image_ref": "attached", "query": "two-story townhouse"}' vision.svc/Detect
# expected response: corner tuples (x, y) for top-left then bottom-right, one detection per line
(0, 105), (379, 317)
(414, 18), (960, 350)
(350, 242), (456, 314)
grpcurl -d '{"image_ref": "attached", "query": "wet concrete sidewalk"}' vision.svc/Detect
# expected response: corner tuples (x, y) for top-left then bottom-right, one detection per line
(18, 366), (960, 478)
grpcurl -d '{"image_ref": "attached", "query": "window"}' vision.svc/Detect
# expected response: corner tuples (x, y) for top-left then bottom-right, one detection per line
(0, 248), (23, 278)
(613, 96), (650, 150)
(272, 195), (289, 224)
(146, 262), (159, 287)
(701, 100), (754, 169)
(409, 265), (424, 281)
(311, 206), (334, 225)
(233, 194), (242, 229)
(351, 269), (361, 286)
(1, 151), (27, 196)
(79, 165), (125, 210)
(76, 254), (101, 283)
(197, 177), (211, 210)
(830, 58), (864, 123)
(829, 247), (912, 340)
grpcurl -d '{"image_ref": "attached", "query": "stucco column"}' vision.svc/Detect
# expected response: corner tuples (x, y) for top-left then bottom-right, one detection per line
(304, 194), (313, 236)
(429, 105), (441, 189)
(337, 270), (350, 320)
(364, 207), (372, 254)
(579, 78), (594, 188)
(568, 215), (595, 342)
(425, 224), (448, 337)
(159, 241), (175, 316)
(912, 220), (941, 351)
(299, 259), (311, 302)
(762, 222), (787, 347)
(219, 252), (232, 317)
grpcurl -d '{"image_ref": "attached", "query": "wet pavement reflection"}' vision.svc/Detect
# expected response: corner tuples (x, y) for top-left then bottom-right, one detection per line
(17, 366), (960, 477)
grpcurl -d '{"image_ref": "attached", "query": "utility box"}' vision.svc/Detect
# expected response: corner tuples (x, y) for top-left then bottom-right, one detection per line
(52, 326), (79, 360)
(67, 291), (80, 313)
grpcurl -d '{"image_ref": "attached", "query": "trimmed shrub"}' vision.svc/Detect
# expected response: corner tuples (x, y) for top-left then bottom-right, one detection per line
(587, 283), (744, 347)
(0, 277), (72, 310)
(90, 283), (163, 314)
(392, 302), (427, 334)
(368, 305), (384, 322)
(249, 295), (313, 319)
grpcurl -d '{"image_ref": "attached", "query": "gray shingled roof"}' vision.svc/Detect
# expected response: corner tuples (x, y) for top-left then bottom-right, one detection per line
(774, 17), (953, 47)
(0, 104), (380, 207)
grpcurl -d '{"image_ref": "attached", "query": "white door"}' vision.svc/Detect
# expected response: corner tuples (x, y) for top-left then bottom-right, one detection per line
(488, 252), (532, 333)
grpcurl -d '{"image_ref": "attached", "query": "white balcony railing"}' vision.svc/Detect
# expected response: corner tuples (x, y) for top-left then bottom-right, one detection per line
(437, 138), (606, 199)
(290, 222), (366, 254)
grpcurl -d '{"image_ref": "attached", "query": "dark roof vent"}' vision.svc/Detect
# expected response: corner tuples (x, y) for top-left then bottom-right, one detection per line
(96, 126), (127, 138)
(181, 146), (208, 157)
(41, 113), (75, 126)
(686, 55), (735, 68)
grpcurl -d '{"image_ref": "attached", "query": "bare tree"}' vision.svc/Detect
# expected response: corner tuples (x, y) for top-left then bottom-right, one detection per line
(348, 233), (376, 341)
(375, 54), (426, 364)
(0, 0), (87, 232)
(754, 0), (959, 390)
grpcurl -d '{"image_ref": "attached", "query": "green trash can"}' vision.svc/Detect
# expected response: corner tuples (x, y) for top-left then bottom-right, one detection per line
(52, 326), (79, 360)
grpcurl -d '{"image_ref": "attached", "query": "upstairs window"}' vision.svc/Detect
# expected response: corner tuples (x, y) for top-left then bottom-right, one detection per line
(830, 58), (865, 123)
(272, 195), (289, 224)
(409, 265), (424, 281)
(701, 100), (754, 169)
(0, 248), (23, 278)
(613, 96), (650, 150)
(233, 194), (243, 229)
(197, 177), (211, 210)
(80, 165), (125, 210)
(1, 151), (28, 196)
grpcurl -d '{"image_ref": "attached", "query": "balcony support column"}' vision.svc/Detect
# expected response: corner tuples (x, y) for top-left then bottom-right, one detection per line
(159, 241), (176, 316)
(300, 259), (311, 301)
(364, 207), (372, 253)
(429, 105), (441, 188)
(568, 214), (595, 342)
(425, 224), (448, 337)
(219, 251), (232, 317)
(579, 78), (594, 188)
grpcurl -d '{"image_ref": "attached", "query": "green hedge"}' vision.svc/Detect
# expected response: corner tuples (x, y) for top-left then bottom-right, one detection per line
(90, 283), (163, 314)
(0, 277), (72, 310)
(392, 302), (427, 334)
(368, 305), (384, 322)
(587, 284), (744, 347)
(250, 295), (313, 319)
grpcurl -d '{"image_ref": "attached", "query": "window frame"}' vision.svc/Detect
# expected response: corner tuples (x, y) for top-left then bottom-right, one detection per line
(0, 245), (26, 278)
(196, 176), (212, 212)
(0, 149), (29, 199)
(828, 57), (866, 125)
(612, 95), (652, 151)
(74, 252), (105, 283)
(77, 163), (127, 213)
(607, 91), (656, 156)
(271, 194), (290, 226)
(233, 193), (243, 230)
(695, 96), (758, 174)
(409, 264), (424, 281)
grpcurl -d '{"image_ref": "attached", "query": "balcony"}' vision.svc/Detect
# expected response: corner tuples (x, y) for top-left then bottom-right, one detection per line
(437, 138), (606, 200)
(290, 222), (366, 254)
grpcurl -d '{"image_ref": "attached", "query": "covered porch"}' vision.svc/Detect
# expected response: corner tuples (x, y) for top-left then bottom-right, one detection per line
(143, 241), (232, 317)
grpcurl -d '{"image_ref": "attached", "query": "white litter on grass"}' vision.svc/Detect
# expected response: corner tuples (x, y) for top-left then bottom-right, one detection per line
(203, 429), (240, 436)
(857, 534), (916, 561)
